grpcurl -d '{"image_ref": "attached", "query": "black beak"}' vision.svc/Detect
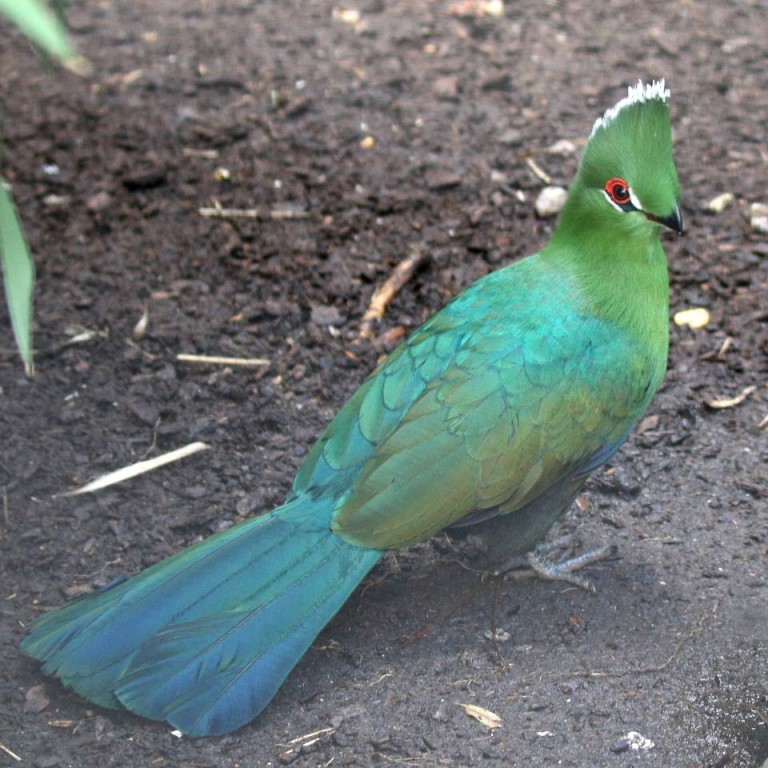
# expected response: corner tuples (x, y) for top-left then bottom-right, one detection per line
(645, 203), (684, 235)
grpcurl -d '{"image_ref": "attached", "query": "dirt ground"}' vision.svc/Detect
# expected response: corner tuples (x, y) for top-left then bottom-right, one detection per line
(1, 1), (766, 766)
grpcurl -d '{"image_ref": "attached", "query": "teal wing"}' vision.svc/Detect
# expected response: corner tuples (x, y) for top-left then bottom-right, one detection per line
(293, 260), (661, 550)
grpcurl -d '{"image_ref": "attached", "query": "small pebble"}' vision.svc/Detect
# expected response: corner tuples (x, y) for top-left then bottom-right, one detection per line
(310, 304), (344, 326)
(610, 737), (631, 754)
(425, 170), (462, 190)
(673, 307), (710, 329)
(333, 8), (361, 24)
(43, 193), (70, 208)
(24, 685), (50, 713)
(547, 139), (577, 155)
(433, 75), (459, 99)
(611, 731), (655, 753)
(498, 128), (523, 146)
(749, 202), (768, 233)
(705, 192), (734, 213)
(534, 186), (567, 218)
(86, 190), (113, 212)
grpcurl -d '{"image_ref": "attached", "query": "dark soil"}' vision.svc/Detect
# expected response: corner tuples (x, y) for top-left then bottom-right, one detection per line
(1, 1), (767, 766)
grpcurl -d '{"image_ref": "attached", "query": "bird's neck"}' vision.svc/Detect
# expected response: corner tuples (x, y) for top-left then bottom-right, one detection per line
(545, 196), (670, 343)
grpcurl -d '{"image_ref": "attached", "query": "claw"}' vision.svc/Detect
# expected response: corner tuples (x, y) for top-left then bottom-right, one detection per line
(525, 541), (618, 592)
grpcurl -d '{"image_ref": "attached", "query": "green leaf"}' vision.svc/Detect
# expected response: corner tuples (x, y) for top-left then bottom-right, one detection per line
(0, 178), (35, 375)
(0, 0), (89, 74)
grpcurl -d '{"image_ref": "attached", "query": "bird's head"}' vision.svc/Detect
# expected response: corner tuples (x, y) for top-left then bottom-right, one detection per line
(571, 80), (683, 236)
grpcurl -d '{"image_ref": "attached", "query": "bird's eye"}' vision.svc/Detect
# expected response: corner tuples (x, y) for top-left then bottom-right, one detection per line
(605, 177), (631, 205)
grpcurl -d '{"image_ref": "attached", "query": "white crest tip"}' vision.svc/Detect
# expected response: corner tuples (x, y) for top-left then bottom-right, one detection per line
(591, 80), (670, 136)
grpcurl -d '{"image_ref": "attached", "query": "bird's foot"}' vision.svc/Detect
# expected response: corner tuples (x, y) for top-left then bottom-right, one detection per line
(495, 536), (617, 592)
(525, 539), (618, 592)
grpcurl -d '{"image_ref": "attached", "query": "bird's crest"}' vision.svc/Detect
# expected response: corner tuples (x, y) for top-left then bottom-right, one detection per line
(591, 80), (670, 137)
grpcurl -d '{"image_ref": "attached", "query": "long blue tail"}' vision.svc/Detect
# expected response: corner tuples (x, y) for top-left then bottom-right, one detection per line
(21, 497), (382, 736)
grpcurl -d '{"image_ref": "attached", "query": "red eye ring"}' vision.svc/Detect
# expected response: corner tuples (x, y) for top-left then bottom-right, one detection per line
(605, 177), (631, 205)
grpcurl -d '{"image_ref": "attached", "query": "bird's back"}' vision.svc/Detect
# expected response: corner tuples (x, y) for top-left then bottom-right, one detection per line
(292, 253), (667, 550)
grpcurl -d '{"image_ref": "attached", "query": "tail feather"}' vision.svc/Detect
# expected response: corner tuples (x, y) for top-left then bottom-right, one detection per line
(22, 497), (382, 735)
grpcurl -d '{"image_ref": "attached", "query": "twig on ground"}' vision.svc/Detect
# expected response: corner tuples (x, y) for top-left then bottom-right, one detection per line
(705, 385), (756, 410)
(176, 353), (270, 367)
(0, 741), (22, 762)
(458, 702), (503, 729)
(57, 442), (210, 497)
(358, 245), (429, 340)
(277, 727), (336, 748)
(199, 199), (308, 220)
(526, 157), (552, 184)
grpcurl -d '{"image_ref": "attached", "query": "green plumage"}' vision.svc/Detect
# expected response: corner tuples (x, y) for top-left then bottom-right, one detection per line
(305, 255), (668, 550)
(22, 80), (682, 736)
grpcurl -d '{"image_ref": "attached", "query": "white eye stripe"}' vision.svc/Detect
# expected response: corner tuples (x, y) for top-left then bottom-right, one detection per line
(603, 190), (625, 212)
(628, 188), (643, 211)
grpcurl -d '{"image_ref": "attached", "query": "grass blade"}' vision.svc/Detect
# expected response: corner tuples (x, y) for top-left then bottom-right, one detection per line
(0, 0), (89, 73)
(0, 178), (35, 375)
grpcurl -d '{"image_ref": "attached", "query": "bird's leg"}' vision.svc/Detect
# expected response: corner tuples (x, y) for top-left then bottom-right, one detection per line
(493, 535), (617, 592)
(525, 539), (618, 593)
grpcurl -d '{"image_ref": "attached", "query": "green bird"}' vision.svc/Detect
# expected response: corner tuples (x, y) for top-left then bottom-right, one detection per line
(22, 80), (683, 736)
